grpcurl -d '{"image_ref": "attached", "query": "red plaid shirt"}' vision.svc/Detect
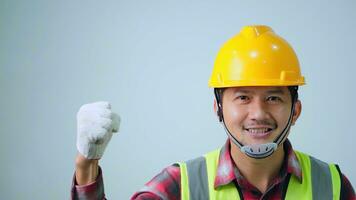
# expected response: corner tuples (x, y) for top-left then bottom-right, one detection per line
(71, 140), (355, 199)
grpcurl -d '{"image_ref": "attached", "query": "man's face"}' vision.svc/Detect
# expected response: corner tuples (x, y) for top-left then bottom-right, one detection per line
(218, 86), (301, 146)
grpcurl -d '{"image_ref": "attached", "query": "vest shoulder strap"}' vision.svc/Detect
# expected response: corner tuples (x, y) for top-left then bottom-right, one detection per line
(179, 149), (240, 200)
(288, 151), (341, 200)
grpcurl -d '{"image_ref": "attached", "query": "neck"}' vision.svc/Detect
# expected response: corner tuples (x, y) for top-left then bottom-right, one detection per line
(231, 141), (285, 193)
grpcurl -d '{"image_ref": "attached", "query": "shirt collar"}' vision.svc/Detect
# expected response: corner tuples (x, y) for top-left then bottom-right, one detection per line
(214, 139), (302, 189)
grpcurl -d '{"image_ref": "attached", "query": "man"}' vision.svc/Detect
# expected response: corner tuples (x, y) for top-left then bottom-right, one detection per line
(71, 25), (355, 199)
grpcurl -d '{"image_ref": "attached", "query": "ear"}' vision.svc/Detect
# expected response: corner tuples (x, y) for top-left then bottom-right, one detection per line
(214, 99), (224, 122)
(214, 99), (218, 115)
(291, 100), (302, 125)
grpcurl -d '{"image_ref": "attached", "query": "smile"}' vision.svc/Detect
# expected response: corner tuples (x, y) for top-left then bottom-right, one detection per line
(244, 127), (274, 138)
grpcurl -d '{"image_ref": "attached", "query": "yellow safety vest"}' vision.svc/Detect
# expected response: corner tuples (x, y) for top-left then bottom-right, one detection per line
(179, 149), (341, 200)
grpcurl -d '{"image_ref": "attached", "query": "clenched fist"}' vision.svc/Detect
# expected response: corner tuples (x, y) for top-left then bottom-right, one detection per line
(76, 101), (120, 159)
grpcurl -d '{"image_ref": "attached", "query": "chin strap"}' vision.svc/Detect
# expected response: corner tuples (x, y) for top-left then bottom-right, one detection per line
(215, 89), (296, 159)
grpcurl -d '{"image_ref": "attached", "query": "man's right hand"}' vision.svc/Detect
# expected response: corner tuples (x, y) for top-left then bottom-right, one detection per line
(75, 101), (120, 185)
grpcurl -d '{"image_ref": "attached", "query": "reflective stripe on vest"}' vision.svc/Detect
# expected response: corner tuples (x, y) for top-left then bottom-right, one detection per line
(179, 149), (341, 200)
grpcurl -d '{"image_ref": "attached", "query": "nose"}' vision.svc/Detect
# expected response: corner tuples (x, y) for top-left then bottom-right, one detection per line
(248, 99), (269, 121)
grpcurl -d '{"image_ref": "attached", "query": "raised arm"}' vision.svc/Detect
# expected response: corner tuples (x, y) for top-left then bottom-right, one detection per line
(75, 101), (119, 185)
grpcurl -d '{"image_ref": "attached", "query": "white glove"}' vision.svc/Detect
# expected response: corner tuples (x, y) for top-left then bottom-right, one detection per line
(76, 101), (120, 159)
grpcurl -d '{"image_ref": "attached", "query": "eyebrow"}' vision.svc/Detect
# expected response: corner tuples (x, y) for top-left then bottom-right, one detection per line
(266, 89), (285, 95)
(234, 88), (285, 95)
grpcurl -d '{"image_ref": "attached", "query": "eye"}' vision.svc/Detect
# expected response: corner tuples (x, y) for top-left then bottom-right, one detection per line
(236, 95), (250, 102)
(266, 96), (282, 103)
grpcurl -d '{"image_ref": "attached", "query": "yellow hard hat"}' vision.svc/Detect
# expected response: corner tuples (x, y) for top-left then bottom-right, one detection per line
(208, 25), (306, 88)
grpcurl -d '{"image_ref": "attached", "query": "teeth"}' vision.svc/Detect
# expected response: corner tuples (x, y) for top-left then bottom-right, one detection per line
(248, 128), (269, 134)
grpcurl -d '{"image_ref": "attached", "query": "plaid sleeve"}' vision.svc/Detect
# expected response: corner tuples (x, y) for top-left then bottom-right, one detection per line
(131, 164), (181, 200)
(341, 173), (355, 200)
(71, 167), (106, 200)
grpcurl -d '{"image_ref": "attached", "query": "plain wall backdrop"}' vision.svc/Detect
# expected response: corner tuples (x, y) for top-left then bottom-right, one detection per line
(1, 0), (355, 199)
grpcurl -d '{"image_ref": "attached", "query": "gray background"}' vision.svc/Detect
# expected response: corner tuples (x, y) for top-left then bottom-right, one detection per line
(1, 0), (355, 199)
